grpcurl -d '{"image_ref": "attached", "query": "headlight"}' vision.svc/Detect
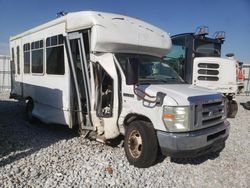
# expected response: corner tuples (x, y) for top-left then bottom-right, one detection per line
(221, 96), (227, 120)
(163, 106), (190, 132)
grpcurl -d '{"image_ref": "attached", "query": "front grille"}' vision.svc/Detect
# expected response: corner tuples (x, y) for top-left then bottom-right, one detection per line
(198, 69), (219, 75)
(197, 63), (220, 82)
(198, 63), (220, 69)
(202, 100), (224, 126)
(198, 76), (219, 81)
(192, 99), (225, 130)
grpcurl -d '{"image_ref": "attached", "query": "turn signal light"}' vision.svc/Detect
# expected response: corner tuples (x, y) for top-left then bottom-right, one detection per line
(163, 114), (174, 120)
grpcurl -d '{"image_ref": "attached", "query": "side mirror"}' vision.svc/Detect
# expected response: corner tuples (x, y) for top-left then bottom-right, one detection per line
(125, 58), (139, 85)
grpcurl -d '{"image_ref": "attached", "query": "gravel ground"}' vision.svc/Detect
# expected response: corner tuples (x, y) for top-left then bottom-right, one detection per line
(0, 92), (249, 188)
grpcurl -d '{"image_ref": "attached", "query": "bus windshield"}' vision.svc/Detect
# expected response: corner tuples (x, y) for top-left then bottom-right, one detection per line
(115, 54), (184, 84)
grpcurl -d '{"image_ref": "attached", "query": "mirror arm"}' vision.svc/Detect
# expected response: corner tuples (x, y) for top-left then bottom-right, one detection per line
(133, 85), (157, 103)
(133, 85), (166, 105)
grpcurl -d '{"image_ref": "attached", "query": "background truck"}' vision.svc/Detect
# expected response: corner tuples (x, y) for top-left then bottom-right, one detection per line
(225, 53), (245, 93)
(165, 27), (238, 118)
(10, 12), (230, 167)
(243, 64), (250, 95)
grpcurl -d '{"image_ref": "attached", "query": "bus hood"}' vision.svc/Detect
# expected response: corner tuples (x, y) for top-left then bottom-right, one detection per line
(137, 84), (222, 105)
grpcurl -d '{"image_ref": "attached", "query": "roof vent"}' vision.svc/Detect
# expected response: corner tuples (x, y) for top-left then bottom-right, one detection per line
(97, 14), (104, 18)
(57, 11), (67, 18)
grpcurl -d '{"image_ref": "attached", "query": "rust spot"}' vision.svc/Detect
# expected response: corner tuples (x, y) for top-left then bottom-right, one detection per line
(105, 166), (113, 174)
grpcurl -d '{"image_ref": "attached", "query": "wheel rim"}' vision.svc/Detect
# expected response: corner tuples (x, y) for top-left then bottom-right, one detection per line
(128, 129), (142, 159)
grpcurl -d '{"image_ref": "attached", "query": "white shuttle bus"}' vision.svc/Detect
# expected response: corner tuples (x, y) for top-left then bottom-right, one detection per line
(10, 11), (230, 167)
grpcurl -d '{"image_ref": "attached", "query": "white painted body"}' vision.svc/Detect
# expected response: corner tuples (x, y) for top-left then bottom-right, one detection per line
(10, 11), (222, 139)
(11, 22), (71, 126)
(117, 82), (220, 132)
(193, 57), (238, 94)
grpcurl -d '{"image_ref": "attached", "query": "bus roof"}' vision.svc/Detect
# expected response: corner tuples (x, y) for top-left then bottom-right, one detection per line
(10, 11), (171, 57)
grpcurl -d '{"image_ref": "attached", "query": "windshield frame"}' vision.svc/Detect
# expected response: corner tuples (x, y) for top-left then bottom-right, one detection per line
(115, 53), (185, 85)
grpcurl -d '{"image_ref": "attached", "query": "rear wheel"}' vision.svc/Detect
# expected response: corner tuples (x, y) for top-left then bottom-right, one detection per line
(26, 99), (35, 123)
(124, 120), (158, 168)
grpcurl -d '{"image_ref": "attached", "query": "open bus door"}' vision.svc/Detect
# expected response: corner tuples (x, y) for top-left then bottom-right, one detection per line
(66, 31), (93, 132)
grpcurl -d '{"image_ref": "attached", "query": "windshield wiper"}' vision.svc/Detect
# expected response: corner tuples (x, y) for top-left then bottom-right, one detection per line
(156, 79), (169, 83)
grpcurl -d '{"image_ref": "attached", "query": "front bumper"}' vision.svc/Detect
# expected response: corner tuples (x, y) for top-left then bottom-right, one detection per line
(157, 121), (230, 158)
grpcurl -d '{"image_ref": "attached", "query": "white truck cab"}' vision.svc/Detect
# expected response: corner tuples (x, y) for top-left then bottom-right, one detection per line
(10, 11), (230, 168)
(165, 28), (238, 118)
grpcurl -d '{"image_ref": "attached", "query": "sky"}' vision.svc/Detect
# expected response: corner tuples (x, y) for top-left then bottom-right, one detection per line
(0, 0), (249, 63)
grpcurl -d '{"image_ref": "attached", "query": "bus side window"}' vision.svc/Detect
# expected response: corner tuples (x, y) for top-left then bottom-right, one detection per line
(11, 48), (16, 74)
(23, 43), (31, 74)
(31, 40), (44, 74)
(46, 34), (65, 75)
(17, 46), (20, 74)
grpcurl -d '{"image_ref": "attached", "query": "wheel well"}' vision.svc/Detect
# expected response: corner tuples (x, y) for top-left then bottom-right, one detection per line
(123, 113), (152, 126)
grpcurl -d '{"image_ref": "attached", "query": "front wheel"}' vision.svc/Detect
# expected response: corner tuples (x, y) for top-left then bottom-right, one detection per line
(124, 120), (158, 168)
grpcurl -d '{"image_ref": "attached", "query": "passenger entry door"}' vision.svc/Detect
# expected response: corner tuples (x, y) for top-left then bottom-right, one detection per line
(66, 32), (93, 130)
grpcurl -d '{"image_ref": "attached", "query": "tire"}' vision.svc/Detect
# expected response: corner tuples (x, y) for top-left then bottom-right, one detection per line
(124, 120), (158, 168)
(26, 99), (36, 123)
(227, 100), (238, 118)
